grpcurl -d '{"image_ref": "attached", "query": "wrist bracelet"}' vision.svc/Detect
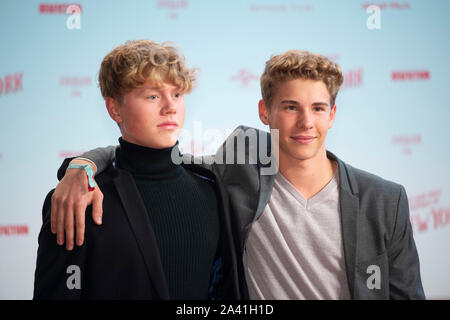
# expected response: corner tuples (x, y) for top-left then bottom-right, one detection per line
(67, 163), (97, 191)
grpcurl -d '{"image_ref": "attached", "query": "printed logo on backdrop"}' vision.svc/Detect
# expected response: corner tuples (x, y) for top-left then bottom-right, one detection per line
(392, 134), (421, 155)
(362, 2), (411, 10)
(363, 1), (411, 29)
(230, 69), (259, 88)
(59, 151), (86, 159)
(66, 5), (81, 30)
(39, 4), (82, 30)
(409, 189), (450, 235)
(392, 70), (430, 81)
(341, 68), (364, 89)
(39, 3), (82, 14)
(249, 3), (312, 13)
(0, 72), (23, 96)
(158, 0), (188, 20)
(319, 55), (363, 90)
(0, 225), (29, 237)
(59, 76), (91, 97)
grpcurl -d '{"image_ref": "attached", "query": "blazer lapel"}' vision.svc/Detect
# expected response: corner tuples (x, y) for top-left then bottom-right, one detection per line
(332, 153), (360, 300)
(255, 173), (275, 220)
(113, 169), (170, 299)
(255, 130), (277, 220)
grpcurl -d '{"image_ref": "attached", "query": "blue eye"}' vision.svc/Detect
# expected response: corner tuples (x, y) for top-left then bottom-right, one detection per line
(148, 95), (157, 100)
(174, 92), (180, 98)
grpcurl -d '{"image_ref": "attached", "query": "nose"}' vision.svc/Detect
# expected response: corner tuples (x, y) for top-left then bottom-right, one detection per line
(161, 94), (177, 115)
(297, 109), (313, 130)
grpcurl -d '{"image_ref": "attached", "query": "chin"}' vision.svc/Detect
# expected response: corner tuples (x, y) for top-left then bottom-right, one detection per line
(149, 132), (179, 147)
(281, 145), (318, 162)
(287, 152), (313, 161)
(153, 141), (176, 149)
(156, 137), (179, 149)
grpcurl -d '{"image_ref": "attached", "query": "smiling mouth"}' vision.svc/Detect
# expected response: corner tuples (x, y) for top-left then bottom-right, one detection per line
(291, 136), (315, 144)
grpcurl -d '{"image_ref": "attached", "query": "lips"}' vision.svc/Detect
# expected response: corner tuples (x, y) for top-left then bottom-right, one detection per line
(158, 121), (178, 130)
(291, 136), (315, 144)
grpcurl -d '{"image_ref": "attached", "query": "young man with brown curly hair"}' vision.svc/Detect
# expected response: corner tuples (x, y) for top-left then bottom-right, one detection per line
(45, 49), (425, 299)
(33, 40), (242, 300)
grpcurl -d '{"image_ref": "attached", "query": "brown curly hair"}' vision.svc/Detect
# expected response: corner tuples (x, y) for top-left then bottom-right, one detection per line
(98, 40), (196, 102)
(261, 50), (344, 108)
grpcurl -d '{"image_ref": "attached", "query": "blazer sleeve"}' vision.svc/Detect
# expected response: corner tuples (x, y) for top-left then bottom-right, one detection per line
(387, 186), (426, 299)
(79, 146), (117, 174)
(33, 190), (87, 300)
(56, 146), (117, 180)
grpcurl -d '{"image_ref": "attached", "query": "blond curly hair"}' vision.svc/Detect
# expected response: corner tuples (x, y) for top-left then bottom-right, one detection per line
(261, 50), (344, 108)
(98, 40), (196, 102)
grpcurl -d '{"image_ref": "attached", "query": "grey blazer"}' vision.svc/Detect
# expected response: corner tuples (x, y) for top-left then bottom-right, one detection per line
(81, 125), (426, 300)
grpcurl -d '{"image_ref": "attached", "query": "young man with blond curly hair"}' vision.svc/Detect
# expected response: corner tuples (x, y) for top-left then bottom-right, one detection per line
(45, 49), (425, 299)
(33, 40), (242, 300)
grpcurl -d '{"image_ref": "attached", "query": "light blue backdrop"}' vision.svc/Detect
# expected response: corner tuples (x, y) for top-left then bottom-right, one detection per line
(1, 0), (449, 299)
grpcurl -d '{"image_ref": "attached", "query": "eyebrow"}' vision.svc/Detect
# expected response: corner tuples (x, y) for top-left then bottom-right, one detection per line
(136, 86), (179, 94)
(138, 86), (162, 91)
(280, 100), (330, 107)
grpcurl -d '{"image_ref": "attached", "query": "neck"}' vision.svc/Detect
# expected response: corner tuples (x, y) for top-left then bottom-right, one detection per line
(278, 148), (337, 200)
(115, 137), (182, 179)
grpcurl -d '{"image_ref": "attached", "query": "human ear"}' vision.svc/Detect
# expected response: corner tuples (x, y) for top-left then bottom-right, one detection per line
(258, 99), (270, 125)
(329, 104), (337, 128)
(105, 98), (122, 125)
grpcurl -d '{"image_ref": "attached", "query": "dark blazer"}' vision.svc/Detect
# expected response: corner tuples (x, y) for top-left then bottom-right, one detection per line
(33, 160), (242, 300)
(208, 126), (426, 300)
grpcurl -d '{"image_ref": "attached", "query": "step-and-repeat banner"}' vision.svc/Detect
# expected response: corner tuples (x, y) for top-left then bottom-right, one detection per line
(1, 0), (449, 299)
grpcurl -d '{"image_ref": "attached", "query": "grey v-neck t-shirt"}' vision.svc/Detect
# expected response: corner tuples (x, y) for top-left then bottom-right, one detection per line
(246, 169), (351, 299)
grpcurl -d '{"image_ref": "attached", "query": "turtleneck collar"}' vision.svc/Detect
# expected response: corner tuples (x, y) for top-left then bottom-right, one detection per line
(115, 137), (183, 180)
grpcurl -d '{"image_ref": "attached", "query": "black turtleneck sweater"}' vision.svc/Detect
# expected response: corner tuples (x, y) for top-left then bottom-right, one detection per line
(115, 138), (220, 299)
